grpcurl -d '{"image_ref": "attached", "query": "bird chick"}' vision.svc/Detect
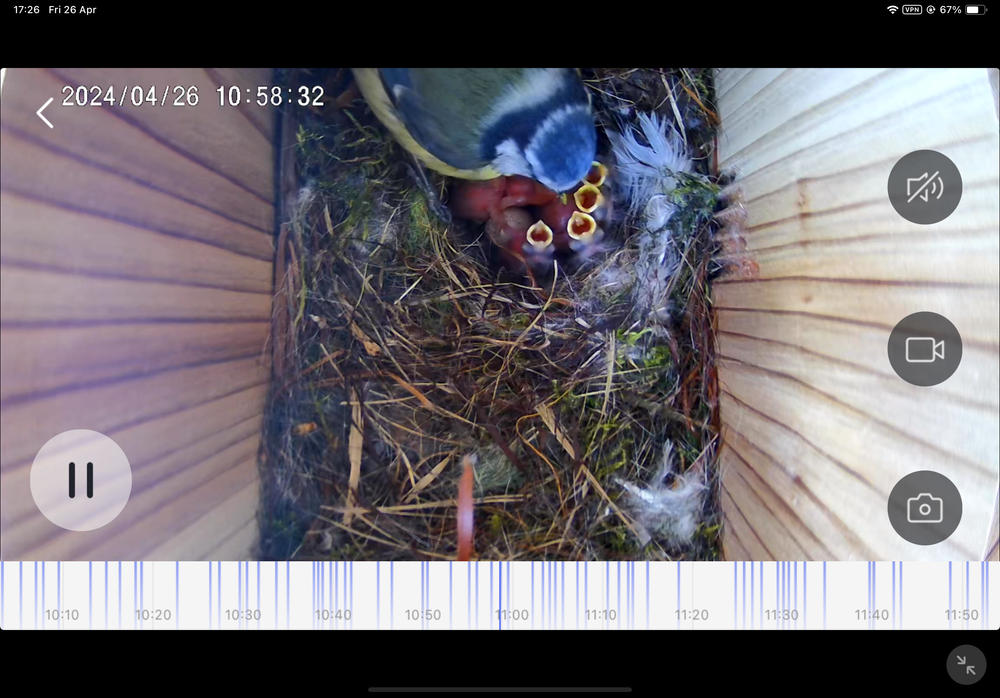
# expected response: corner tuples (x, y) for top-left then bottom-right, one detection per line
(449, 160), (615, 271)
(486, 207), (555, 273)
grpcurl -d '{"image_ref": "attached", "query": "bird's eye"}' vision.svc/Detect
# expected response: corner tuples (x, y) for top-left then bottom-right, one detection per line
(583, 161), (608, 187)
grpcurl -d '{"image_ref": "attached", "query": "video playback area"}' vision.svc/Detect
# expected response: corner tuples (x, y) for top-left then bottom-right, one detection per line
(0, 70), (997, 633)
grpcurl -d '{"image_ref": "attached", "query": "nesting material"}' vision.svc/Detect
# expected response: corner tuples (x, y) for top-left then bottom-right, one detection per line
(608, 112), (705, 334)
(260, 68), (723, 561)
(615, 443), (708, 548)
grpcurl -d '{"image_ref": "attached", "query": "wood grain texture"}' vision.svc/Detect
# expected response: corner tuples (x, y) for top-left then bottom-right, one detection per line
(0, 382), (268, 512)
(205, 68), (277, 141)
(0, 321), (269, 402)
(2, 68), (274, 232)
(50, 68), (275, 203)
(0, 129), (274, 260)
(0, 265), (271, 323)
(715, 68), (1000, 561)
(1, 192), (273, 293)
(0, 68), (275, 560)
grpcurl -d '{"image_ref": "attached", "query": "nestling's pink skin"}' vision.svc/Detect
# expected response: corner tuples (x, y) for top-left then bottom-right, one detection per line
(448, 178), (507, 222)
(499, 175), (560, 209)
(537, 195), (577, 251)
(449, 175), (559, 224)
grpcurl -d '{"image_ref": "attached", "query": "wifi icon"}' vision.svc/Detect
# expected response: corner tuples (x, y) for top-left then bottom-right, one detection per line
(887, 4), (899, 12)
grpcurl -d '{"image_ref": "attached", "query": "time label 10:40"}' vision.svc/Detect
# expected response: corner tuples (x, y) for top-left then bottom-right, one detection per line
(217, 85), (326, 108)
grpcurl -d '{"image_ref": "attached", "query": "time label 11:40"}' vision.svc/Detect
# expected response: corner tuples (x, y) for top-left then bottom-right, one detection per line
(217, 86), (325, 108)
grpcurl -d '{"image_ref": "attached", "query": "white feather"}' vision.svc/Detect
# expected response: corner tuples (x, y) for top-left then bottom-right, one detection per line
(616, 442), (707, 547)
(608, 111), (692, 231)
(607, 112), (696, 332)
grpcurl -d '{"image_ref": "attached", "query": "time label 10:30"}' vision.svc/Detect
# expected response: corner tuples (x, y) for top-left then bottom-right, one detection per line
(217, 86), (325, 108)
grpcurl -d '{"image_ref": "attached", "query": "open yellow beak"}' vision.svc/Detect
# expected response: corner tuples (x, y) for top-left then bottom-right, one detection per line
(582, 161), (608, 188)
(567, 211), (597, 240)
(526, 220), (554, 249)
(573, 183), (604, 214)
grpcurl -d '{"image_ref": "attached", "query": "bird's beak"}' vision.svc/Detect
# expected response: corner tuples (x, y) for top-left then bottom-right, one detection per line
(573, 183), (604, 214)
(526, 220), (554, 249)
(583, 161), (608, 188)
(567, 211), (597, 240)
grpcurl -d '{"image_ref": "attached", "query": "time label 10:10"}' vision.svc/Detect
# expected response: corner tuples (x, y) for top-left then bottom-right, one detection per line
(217, 86), (326, 108)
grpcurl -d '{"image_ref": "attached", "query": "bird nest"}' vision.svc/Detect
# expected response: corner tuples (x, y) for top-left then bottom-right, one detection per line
(259, 68), (725, 561)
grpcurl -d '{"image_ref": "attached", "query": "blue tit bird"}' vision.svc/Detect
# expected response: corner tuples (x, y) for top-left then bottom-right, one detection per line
(352, 68), (598, 194)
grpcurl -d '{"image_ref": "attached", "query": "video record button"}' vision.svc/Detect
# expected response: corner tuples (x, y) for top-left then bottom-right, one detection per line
(887, 312), (962, 386)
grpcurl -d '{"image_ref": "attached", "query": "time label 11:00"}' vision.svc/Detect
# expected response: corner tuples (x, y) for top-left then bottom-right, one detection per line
(218, 85), (325, 108)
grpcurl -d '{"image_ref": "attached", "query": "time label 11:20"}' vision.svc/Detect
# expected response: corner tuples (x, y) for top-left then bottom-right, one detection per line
(217, 86), (325, 108)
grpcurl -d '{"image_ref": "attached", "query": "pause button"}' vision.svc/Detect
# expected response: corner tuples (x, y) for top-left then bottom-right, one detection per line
(67, 461), (94, 499)
(30, 430), (132, 531)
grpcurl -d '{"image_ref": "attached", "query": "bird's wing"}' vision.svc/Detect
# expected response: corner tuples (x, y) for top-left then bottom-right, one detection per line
(379, 69), (491, 171)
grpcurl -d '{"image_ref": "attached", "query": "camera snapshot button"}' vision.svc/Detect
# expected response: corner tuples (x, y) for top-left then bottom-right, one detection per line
(887, 470), (962, 545)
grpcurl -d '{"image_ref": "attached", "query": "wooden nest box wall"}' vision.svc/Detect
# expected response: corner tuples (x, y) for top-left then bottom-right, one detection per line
(0, 68), (997, 561)
(713, 68), (999, 562)
(1, 69), (275, 559)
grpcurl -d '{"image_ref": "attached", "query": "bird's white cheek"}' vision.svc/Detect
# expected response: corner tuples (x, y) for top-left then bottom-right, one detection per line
(492, 139), (533, 178)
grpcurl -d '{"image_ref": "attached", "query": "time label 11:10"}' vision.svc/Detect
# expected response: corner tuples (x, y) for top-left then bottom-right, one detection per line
(217, 86), (325, 108)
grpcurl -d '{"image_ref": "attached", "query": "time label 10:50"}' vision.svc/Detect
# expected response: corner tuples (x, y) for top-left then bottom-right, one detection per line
(217, 86), (325, 108)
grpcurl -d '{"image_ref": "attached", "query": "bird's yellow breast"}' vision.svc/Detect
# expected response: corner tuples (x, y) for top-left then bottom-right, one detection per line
(352, 68), (500, 181)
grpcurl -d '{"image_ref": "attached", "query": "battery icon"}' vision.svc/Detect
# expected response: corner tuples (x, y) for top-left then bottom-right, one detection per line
(965, 4), (986, 13)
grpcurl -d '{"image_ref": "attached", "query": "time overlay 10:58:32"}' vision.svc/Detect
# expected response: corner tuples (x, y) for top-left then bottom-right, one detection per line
(57, 84), (326, 109)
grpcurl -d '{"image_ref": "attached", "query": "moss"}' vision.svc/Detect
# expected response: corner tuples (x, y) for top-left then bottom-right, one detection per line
(667, 172), (720, 237)
(488, 513), (504, 536)
(402, 189), (433, 256)
(474, 445), (524, 496)
(644, 345), (673, 370)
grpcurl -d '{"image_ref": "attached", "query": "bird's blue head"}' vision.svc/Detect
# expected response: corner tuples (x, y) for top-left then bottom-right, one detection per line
(523, 104), (598, 193)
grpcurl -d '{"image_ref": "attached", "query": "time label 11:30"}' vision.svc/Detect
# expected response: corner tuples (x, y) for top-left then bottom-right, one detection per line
(217, 85), (325, 108)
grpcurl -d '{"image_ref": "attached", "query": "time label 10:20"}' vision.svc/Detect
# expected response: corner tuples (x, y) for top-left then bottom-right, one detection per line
(217, 86), (326, 108)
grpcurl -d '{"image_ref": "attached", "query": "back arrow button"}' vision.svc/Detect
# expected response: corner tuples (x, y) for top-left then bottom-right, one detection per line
(36, 97), (54, 128)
